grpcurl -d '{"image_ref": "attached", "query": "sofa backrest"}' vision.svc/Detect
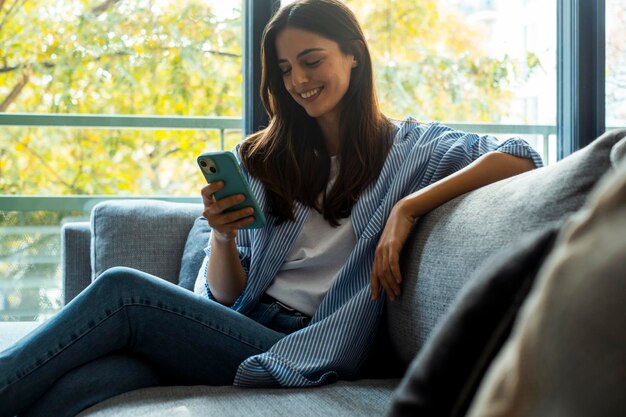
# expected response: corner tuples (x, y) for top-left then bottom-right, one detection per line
(387, 129), (626, 365)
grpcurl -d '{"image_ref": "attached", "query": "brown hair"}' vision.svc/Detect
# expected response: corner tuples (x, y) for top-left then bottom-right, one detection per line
(239, 0), (393, 225)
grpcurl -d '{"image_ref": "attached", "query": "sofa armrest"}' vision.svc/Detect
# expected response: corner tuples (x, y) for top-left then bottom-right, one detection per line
(61, 221), (92, 304)
(90, 199), (202, 285)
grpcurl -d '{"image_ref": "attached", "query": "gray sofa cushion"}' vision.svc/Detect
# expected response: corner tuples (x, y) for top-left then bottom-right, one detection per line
(388, 129), (626, 364)
(78, 379), (399, 417)
(386, 224), (559, 417)
(610, 130), (626, 166)
(90, 200), (201, 283)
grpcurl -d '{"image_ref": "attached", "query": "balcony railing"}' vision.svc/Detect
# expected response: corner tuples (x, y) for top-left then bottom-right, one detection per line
(6, 113), (619, 321)
(0, 113), (242, 150)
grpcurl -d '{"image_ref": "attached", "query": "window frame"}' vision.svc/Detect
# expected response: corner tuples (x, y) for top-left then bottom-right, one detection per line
(558, 0), (606, 158)
(243, 0), (280, 135)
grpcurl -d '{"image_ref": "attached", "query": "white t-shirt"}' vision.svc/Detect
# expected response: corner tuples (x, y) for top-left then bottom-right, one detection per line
(194, 211), (356, 314)
(265, 156), (356, 316)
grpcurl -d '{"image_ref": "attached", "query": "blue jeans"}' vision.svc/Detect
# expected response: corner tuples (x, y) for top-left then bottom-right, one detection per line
(0, 267), (309, 417)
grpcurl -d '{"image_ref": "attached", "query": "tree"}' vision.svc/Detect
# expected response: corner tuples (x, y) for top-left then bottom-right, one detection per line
(345, 0), (538, 122)
(1, 0), (243, 197)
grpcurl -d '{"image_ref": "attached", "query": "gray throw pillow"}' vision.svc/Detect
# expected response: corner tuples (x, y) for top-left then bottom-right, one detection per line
(178, 216), (211, 291)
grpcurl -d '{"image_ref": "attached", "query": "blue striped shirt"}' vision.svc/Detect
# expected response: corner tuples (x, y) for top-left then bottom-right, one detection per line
(203, 119), (543, 387)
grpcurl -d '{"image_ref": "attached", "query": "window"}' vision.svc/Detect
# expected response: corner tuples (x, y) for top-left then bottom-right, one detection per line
(1, 1), (243, 117)
(284, 0), (558, 164)
(0, 0), (244, 321)
(606, 0), (626, 129)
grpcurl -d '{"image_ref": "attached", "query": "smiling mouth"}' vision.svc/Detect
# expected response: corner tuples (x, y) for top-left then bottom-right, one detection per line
(300, 87), (322, 99)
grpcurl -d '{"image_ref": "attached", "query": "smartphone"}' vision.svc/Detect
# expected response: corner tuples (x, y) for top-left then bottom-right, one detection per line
(197, 151), (266, 229)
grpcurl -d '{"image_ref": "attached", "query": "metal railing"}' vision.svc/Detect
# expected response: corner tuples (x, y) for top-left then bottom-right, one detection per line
(0, 113), (242, 150)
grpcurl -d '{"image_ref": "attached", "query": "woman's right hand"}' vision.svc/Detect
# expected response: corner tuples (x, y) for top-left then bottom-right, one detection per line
(202, 182), (251, 305)
(201, 182), (255, 242)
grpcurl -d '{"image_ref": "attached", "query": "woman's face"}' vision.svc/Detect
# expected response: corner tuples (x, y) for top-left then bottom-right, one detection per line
(275, 27), (356, 125)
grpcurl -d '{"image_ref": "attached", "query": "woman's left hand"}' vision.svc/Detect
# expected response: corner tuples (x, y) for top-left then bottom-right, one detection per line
(371, 199), (417, 301)
(370, 152), (537, 302)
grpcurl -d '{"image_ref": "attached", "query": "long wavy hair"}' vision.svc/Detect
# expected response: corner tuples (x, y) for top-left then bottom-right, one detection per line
(239, 0), (393, 226)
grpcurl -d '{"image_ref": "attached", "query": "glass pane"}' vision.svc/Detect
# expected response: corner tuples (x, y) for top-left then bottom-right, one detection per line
(0, 0), (243, 117)
(1, 210), (70, 321)
(0, 124), (241, 321)
(281, 0), (557, 164)
(606, 0), (626, 130)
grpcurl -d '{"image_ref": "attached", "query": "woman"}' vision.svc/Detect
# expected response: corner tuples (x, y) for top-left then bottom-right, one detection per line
(0, 1), (542, 415)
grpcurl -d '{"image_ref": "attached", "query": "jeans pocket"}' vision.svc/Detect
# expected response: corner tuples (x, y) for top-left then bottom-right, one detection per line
(246, 301), (311, 334)
(245, 302), (280, 327)
(269, 311), (311, 334)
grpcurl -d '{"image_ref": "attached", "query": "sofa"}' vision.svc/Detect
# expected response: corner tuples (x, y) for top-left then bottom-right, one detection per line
(1, 128), (625, 417)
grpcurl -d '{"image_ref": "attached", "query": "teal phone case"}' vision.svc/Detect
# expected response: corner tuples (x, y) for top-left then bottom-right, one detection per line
(197, 151), (266, 229)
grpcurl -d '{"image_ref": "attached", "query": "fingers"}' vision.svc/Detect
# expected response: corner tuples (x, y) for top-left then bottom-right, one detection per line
(204, 203), (255, 234)
(371, 257), (381, 300)
(211, 206), (255, 225)
(206, 194), (247, 216)
(212, 213), (255, 242)
(201, 182), (224, 204)
(201, 182), (255, 237)
(202, 182), (248, 216)
(202, 183), (243, 209)
(371, 244), (403, 302)
(389, 251), (402, 284)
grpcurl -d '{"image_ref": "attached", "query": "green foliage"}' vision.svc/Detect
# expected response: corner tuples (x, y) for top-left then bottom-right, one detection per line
(1, 0), (243, 196)
(0, 0), (542, 197)
(0, 209), (73, 321)
(346, 0), (537, 122)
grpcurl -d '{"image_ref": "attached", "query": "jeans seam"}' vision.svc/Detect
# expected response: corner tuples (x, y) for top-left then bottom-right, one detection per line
(129, 303), (274, 352)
